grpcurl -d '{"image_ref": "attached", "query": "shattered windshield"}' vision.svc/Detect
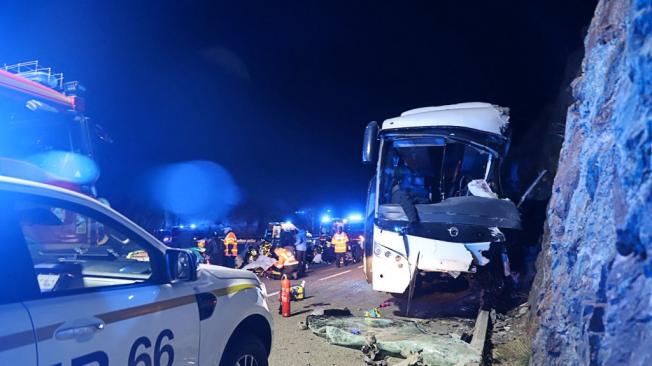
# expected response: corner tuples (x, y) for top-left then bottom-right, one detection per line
(379, 136), (494, 205)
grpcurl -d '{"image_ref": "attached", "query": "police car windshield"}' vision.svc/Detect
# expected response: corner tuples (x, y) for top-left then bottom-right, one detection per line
(17, 203), (152, 288)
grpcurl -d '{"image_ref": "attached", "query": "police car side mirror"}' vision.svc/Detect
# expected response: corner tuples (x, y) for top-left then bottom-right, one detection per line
(166, 249), (198, 282)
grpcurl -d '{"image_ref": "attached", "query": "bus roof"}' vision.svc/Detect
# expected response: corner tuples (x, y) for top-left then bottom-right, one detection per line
(382, 102), (509, 136)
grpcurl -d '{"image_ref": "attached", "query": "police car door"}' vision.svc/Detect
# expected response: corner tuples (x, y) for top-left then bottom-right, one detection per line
(16, 193), (200, 366)
(0, 193), (39, 365)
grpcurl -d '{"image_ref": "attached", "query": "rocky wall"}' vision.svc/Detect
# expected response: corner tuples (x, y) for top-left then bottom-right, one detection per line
(530, 0), (652, 365)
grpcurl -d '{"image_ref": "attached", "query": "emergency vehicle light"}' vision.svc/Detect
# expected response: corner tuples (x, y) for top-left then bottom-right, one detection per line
(348, 213), (363, 222)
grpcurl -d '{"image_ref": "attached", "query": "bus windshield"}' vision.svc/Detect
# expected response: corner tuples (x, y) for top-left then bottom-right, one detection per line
(378, 136), (494, 205)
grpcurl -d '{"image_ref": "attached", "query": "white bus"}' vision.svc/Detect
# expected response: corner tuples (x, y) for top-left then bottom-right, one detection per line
(361, 102), (522, 301)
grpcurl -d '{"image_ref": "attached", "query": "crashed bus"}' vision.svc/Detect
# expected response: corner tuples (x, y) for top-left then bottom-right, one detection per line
(361, 102), (521, 298)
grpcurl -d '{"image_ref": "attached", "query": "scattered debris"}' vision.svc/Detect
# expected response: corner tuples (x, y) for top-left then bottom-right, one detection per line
(378, 300), (393, 308)
(362, 334), (389, 366)
(307, 315), (481, 365)
(299, 321), (309, 330)
(365, 307), (382, 318)
(491, 303), (531, 365)
(468, 179), (498, 199)
(394, 350), (425, 366)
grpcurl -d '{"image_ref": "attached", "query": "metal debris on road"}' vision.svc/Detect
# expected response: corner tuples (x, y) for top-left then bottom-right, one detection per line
(362, 334), (388, 366)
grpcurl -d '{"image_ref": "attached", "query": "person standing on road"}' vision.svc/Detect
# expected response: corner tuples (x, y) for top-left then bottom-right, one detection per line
(331, 226), (349, 268)
(294, 228), (308, 277)
(223, 228), (238, 268)
(204, 233), (225, 266)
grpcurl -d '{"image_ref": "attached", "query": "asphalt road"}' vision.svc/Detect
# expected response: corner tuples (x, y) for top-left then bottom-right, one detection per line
(261, 261), (481, 366)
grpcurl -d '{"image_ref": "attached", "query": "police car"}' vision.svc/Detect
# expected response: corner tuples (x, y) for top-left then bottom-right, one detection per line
(0, 176), (272, 366)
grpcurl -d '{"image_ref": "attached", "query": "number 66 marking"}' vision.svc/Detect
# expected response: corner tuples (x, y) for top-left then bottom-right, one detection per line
(128, 329), (175, 366)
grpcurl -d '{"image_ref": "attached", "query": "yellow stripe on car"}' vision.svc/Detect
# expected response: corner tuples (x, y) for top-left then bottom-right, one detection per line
(212, 283), (257, 297)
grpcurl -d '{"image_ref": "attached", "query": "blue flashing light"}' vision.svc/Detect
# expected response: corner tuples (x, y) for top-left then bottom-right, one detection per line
(179, 225), (185, 229)
(28, 151), (100, 185)
(348, 213), (363, 222)
(189, 224), (197, 229)
(285, 220), (292, 225)
(321, 215), (332, 223)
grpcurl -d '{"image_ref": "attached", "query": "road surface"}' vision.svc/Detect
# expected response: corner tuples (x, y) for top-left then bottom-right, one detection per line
(261, 261), (482, 366)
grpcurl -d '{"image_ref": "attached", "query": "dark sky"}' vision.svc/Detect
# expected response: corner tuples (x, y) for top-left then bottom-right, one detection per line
(0, 1), (596, 218)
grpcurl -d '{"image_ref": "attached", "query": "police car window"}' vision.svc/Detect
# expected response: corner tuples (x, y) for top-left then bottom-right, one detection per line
(16, 202), (153, 293)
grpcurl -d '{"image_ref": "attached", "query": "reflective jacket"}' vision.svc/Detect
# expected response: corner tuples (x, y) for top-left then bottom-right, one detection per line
(274, 248), (299, 268)
(331, 232), (349, 253)
(224, 232), (238, 257)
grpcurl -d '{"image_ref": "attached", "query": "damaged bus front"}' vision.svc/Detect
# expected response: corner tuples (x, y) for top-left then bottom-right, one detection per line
(361, 102), (521, 296)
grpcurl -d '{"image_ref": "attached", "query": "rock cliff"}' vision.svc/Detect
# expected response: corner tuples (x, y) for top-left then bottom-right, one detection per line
(530, 0), (652, 364)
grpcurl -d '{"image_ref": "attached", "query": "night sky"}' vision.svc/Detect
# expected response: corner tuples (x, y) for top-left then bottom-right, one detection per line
(0, 1), (597, 221)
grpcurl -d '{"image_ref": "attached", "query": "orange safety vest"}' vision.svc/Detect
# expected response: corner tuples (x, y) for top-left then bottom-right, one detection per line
(275, 248), (299, 268)
(331, 233), (349, 253)
(224, 232), (238, 257)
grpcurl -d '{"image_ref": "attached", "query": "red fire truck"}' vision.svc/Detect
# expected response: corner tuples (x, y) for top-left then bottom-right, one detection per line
(0, 61), (105, 196)
(0, 61), (108, 249)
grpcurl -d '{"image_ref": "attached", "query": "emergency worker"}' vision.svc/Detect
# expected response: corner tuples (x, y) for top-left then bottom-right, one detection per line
(273, 246), (299, 279)
(331, 226), (349, 268)
(223, 228), (238, 268)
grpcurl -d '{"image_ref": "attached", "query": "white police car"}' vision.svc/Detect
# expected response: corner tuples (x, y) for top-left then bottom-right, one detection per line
(0, 176), (272, 366)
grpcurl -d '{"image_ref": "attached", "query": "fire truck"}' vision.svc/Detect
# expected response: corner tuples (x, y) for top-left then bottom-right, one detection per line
(0, 60), (108, 250)
(0, 61), (105, 196)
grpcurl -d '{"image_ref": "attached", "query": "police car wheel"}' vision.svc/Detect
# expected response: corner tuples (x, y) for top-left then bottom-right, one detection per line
(235, 354), (258, 366)
(221, 336), (268, 366)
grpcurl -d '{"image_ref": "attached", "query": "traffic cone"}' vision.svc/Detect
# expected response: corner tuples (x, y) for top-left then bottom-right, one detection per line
(280, 274), (291, 317)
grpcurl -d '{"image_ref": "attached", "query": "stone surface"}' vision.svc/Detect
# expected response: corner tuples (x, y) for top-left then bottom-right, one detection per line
(530, 0), (652, 365)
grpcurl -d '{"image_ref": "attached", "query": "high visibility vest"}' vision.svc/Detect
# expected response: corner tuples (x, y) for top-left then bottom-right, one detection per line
(275, 249), (299, 268)
(332, 233), (349, 253)
(224, 232), (238, 257)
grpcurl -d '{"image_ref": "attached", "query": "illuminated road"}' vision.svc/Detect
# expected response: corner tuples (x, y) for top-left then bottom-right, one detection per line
(261, 261), (481, 366)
